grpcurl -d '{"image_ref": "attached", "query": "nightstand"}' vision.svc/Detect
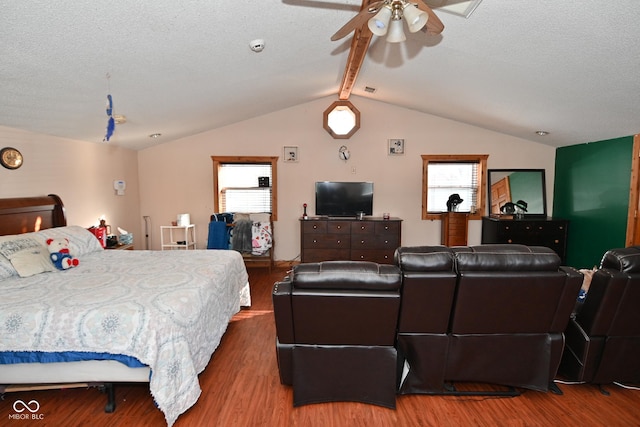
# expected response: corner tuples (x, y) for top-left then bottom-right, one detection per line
(161, 224), (196, 250)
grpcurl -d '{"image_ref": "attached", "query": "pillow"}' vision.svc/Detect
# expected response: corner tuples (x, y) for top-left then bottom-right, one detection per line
(0, 253), (17, 280)
(37, 226), (104, 256)
(0, 235), (55, 278)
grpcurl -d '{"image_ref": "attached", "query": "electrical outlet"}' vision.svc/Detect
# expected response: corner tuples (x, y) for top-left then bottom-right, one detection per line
(351, 166), (357, 174)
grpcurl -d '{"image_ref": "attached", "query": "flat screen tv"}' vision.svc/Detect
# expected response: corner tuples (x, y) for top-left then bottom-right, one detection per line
(315, 181), (373, 217)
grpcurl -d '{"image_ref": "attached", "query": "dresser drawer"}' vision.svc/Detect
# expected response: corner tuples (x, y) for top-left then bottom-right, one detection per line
(351, 221), (376, 234)
(326, 221), (351, 234)
(350, 249), (396, 264)
(304, 249), (351, 263)
(351, 233), (399, 249)
(302, 221), (327, 234)
(375, 221), (400, 236)
(303, 234), (350, 249)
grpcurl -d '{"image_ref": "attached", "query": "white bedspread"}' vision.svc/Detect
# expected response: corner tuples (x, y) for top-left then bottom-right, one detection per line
(0, 248), (249, 426)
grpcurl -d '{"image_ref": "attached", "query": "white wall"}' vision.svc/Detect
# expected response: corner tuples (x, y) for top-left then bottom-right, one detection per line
(0, 125), (142, 243)
(138, 96), (557, 260)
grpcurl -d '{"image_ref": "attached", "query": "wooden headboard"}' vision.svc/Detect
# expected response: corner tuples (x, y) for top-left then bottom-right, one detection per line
(0, 194), (67, 236)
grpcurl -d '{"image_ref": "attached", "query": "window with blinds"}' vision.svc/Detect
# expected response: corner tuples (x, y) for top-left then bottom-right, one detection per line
(427, 162), (478, 213)
(421, 154), (488, 220)
(218, 163), (272, 213)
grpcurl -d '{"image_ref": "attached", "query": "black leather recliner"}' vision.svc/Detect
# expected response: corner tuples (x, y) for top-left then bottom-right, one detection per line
(272, 261), (402, 408)
(395, 244), (582, 395)
(559, 246), (640, 388)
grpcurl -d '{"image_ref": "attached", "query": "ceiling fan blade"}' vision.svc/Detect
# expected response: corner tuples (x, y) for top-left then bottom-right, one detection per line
(414, 0), (445, 35)
(330, 1), (383, 41)
(330, 9), (371, 41)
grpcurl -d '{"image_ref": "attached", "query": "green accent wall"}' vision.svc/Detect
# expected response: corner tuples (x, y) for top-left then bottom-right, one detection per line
(553, 136), (634, 268)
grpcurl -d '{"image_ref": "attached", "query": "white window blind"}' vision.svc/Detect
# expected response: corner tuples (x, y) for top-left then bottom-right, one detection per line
(427, 162), (478, 213)
(218, 164), (272, 213)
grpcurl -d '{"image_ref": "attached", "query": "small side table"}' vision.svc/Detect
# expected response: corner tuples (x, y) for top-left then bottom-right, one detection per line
(161, 224), (196, 250)
(441, 212), (469, 246)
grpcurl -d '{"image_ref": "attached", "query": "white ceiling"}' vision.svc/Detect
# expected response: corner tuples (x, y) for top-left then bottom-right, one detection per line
(1, 1), (639, 150)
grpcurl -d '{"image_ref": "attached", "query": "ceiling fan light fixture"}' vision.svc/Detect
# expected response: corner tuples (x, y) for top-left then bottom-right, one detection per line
(386, 18), (406, 43)
(368, 5), (392, 36)
(402, 3), (428, 33)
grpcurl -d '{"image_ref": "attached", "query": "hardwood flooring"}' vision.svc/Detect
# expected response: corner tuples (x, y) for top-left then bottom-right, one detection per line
(2, 267), (640, 426)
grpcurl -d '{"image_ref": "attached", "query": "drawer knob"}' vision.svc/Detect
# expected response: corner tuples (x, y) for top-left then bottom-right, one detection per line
(508, 239), (513, 243)
(313, 225), (318, 229)
(337, 225), (341, 229)
(384, 240), (389, 244)
(313, 239), (317, 243)
(384, 226), (389, 230)
(337, 240), (341, 244)
(361, 240), (365, 244)
(361, 226), (365, 230)
(360, 255), (364, 259)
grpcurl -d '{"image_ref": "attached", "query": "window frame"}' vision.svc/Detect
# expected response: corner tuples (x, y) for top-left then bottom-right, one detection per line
(212, 156), (278, 221)
(421, 154), (488, 221)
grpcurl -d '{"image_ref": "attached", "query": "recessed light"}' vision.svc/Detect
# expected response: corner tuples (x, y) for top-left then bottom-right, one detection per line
(535, 130), (549, 136)
(148, 133), (162, 138)
(364, 86), (377, 93)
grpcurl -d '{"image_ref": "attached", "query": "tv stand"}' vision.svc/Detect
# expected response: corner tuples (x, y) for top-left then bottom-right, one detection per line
(300, 217), (402, 264)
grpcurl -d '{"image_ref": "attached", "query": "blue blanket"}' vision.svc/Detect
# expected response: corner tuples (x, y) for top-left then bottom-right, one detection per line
(207, 221), (231, 249)
(0, 350), (145, 367)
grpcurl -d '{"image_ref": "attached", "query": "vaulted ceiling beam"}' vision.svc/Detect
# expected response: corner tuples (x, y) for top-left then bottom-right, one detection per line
(337, 1), (375, 100)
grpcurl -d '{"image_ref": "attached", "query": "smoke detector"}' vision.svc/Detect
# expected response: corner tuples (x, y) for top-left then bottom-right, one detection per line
(249, 39), (265, 53)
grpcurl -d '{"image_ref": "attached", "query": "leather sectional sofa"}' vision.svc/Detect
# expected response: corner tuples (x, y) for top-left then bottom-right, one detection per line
(558, 246), (640, 388)
(272, 261), (402, 408)
(273, 244), (583, 407)
(395, 244), (582, 396)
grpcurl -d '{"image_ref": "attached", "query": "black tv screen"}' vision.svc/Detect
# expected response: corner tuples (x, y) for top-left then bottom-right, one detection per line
(315, 181), (373, 217)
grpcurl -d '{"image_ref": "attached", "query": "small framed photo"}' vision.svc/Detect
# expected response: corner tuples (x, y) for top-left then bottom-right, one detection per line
(283, 146), (299, 163)
(388, 139), (405, 155)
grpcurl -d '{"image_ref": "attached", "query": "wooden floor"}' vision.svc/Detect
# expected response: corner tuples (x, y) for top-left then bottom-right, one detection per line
(2, 267), (640, 426)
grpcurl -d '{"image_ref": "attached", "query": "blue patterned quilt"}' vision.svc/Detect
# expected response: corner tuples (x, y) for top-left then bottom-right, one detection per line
(0, 228), (249, 426)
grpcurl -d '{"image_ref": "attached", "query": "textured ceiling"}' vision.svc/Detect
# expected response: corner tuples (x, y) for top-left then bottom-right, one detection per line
(1, 1), (639, 150)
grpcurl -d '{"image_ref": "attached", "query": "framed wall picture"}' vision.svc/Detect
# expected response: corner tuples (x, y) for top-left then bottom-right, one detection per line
(388, 139), (405, 155)
(284, 146), (299, 162)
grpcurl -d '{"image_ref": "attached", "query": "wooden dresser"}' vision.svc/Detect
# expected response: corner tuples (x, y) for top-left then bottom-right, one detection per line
(481, 216), (569, 263)
(441, 212), (469, 246)
(300, 217), (402, 264)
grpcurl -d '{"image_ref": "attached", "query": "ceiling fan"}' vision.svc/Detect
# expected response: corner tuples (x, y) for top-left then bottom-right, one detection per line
(326, 0), (444, 100)
(331, 0), (444, 42)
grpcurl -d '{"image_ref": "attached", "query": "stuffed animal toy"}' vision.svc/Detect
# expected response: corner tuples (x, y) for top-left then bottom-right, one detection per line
(46, 238), (79, 270)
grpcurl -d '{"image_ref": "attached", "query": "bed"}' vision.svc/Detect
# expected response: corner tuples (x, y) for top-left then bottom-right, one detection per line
(0, 194), (250, 426)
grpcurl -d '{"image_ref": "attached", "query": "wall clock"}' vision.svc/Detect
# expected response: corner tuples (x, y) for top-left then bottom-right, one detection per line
(339, 145), (350, 161)
(0, 147), (23, 170)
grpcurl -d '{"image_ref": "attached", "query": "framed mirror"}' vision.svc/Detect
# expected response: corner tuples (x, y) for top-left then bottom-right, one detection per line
(487, 169), (547, 217)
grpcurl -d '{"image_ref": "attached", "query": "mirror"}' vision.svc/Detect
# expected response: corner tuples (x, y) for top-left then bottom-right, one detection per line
(488, 169), (547, 217)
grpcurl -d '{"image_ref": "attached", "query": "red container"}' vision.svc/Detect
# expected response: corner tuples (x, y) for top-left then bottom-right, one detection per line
(88, 226), (107, 248)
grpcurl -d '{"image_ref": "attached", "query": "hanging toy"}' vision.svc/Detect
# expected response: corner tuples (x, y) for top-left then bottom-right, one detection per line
(104, 94), (115, 142)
